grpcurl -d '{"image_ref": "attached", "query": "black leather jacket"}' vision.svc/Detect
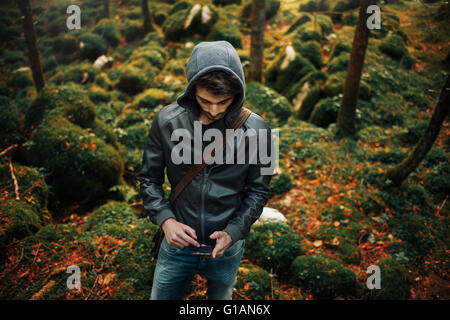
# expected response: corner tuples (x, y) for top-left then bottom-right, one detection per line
(137, 41), (274, 246)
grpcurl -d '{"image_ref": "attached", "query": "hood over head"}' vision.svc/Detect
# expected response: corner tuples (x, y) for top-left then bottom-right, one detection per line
(176, 40), (246, 128)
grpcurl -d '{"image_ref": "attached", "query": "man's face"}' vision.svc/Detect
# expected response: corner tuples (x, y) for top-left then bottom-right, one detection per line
(194, 86), (235, 122)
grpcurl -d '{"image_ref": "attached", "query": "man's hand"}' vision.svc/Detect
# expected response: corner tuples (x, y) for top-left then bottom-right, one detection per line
(162, 218), (200, 249)
(210, 231), (232, 258)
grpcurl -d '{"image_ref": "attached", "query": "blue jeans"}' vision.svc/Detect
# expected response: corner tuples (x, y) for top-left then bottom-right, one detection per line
(150, 235), (245, 300)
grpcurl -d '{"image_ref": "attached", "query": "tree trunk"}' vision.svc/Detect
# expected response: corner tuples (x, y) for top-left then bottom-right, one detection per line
(142, 0), (154, 33)
(336, 0), (374, 136)
(248, 0), (266, 83)
(104, 0), (110, 19)
(16, 0), (45, 92)
(385, 75), (450, 186)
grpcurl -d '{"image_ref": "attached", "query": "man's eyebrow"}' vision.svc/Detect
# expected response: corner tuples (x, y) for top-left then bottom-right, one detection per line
(196, 95), (231, 103)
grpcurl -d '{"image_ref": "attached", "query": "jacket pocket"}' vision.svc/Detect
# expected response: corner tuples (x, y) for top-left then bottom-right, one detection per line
(223, 239), (245, 259)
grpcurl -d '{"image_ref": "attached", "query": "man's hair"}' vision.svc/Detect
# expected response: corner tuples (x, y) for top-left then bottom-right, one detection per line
(193, 70), (241, 97)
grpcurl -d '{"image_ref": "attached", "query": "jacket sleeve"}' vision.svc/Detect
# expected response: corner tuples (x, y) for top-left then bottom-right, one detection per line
(223, 126), (275, 245)
(137, 113), (177, 227)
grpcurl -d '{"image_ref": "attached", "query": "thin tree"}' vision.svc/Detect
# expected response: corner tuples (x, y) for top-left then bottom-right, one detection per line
(336, 0), (375, 136)
(248, 0), (266, 83)
(104, 0), (110, 19)
(141, 0), (155, 33)
(384, 75), (449, 186)
(16, 0), (45, 92)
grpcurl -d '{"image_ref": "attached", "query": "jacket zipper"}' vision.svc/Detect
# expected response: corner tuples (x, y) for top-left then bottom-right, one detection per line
(200, 167), (210, 244)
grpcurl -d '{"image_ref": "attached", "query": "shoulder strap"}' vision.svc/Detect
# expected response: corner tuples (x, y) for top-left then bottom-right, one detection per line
(168, 108), (252, 205)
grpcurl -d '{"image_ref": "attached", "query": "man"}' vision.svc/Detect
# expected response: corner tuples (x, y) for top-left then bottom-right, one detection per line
(138, 40), (274, 300)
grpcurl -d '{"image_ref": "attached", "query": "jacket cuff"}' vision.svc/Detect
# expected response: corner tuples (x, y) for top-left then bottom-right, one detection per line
(223, 224), (242, 246)
(154, 208), (177, 228)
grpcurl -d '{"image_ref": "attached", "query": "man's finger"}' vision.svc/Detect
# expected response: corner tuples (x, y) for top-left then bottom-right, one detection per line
(184, 227), (198, 241)
(180, 231), (200, 247)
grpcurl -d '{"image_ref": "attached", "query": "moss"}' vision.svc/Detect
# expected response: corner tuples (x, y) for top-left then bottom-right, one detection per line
(292, 39), (322, 69)
(290, 253), (356, 299)
(7, 67), (33, 90)
(235, 264), (275, 300)
(241, 0), (280, 23)
(87, 85), (110, 103)
(52, 34), (79, 54)
(0, 163), (50, 214)
(78, 32), (107, 61)
(424, 163), (450, 202)
(294, 21), (322, 42)
(245, 222), (304, 277)
(316, 14), (333, 36)
(309, 96), (340, 128)
(119, 122), (149, 149)
(93, 19), (120, 47)
(27, 116), (124, 204)
(48, 63), (100, 85)
(295, 85), (322, 121)
(0, 96), (24, 148)
(134, 88), (172, 110)
(163, 59), (185, 76)
(206, 13), (242, 49)
(379, 33), (408, 60)
(91, 118), (120, 150)
(372, 257), (411, 300)
(265, 45), (316, 95)
(122, 19), (144, 42)
(327, 52), (350, 74)
(369, 148), (407, 165)
(270, 171), (293, 195)
(245, 82), (293, 128)
(0, 199), (44, 259)
(423, 147), (449, 167)
(284, 12), (312, 34)
(26, 83), (97, 131)
(127, 42), (167, 70)
(116, 64), (149, 95)
(163, 4), (218, 41)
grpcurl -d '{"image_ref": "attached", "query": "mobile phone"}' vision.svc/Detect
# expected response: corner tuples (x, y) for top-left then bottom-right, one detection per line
(191, 245), (213, 257)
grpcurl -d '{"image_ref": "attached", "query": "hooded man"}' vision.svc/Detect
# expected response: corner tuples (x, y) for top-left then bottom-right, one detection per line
(138, 40), (274, 300)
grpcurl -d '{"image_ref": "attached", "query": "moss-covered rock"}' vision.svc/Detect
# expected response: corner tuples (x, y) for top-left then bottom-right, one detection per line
(245, 222), (303, 277)
(206, 11), (242, 49)
(26, 83), (97, 131)
(93, 19), (121, 47)
(379, 33), (408, 60)
(284, 12), (312, 34)
(292, 39), (322, 69)
(27, 116), (124, 204)
(294, 21), (322, 42)
(118, 122), (149, 150)
(309, 96), (340, 128)
(127, 42), (167, 70)
(290, 253), (356, 299)
(78, 32), (107, 61)
(327, 52), (350, 74)
(134, 88), (172, 110)
(245, 82), (293, 128)
(265, 45), (316, 95)
(295, 84), (322, 121)
(0, 163), (50, 214)
(270, 171), (293, 195)
(7, 67), (33, 90)
(163, 4), (218, 41)
(235, 264), (275, 300)
(372, 257), (411, 300)
(122, 19), (145, 42)
(48, 62), (100, 85)
(0, 199), (46, 262)
(116, 64), (150, 95)
(0, 96), (24, 148)
(53, 34), (79, 54)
